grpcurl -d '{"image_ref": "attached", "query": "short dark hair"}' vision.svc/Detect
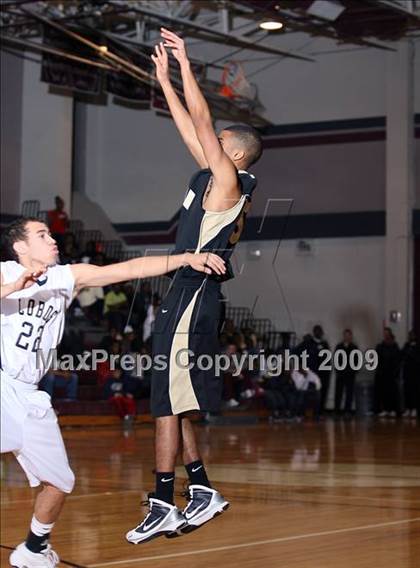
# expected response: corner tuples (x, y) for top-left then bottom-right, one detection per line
(223, 124), (263, 167)
(1, 217), (41, 261)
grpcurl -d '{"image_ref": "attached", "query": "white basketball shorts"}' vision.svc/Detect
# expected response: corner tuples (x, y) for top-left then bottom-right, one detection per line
(1, 376), (75, 493)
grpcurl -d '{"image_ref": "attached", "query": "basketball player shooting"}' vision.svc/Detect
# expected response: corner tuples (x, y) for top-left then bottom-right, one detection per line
(126, 29), (263, 544)
(0, 218), (225, 568)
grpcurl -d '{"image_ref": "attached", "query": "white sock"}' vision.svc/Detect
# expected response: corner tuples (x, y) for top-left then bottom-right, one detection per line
(30, 516), (55, 537)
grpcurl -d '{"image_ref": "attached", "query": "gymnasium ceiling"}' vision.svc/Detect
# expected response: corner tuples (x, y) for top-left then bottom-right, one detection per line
(1, 1), (419, 126)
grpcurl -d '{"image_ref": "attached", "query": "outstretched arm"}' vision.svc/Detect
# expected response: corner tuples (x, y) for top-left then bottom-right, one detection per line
(70, 252), (225, 292)
(152, 42), (207, 168)
(161, 28), (240, 210)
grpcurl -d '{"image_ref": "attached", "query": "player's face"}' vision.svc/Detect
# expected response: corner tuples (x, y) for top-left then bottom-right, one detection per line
(19, 221), (59, 266)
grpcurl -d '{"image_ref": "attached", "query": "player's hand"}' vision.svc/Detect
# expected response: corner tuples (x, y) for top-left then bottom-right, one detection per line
(160, 28), (189, 65)
(13, 267), (47, 293)
(151, 42), (170, 84)
(187, 252), (226, 275)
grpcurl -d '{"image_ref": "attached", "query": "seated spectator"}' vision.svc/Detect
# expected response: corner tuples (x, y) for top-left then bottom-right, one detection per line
(103, 284), (128, 332)
(78, 285), (104, 325)
(39, 370), (78, 401)
(291, 366), (321, 419)
(261, 370), (296, 422)
(47, 195), (69, 251)
(103, 368), (136, 422)
(402, 330), (420, 418)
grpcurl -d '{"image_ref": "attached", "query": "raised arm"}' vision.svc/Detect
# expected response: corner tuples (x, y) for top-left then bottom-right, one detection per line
(70, 252), (225, 291)
(152, 42), (207, 168)
(161, 28), (240, 211)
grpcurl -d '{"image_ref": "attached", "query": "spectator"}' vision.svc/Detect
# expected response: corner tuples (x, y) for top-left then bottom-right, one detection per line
(96, 339), (122, 388)
(93, 251), (106, 266)
(47, 195), (69, 250)
(99, 328), (121, 352)
(291, 366), (321, 420)
(77, 285), (104, 325)
(80, 240), (97, 263)
(223, 318), (236, 343)
(374, 327), (401, 417)
(122, 325), (142, 354)
(143, 292), (161, 344)
(222, 343), (242, 408)
(103, 368), (136, 422)
(122, 344), (152, 400)
(402, 330), (420, 418)
(334, 329), (358, 417)
(262, 370), (296, 422)
(311, 325), (331, 412)
(39, 370), (78, 401)
(123, 284), (145, 329)
(103, 284), (128, 332)
(60, 238), (79, 265)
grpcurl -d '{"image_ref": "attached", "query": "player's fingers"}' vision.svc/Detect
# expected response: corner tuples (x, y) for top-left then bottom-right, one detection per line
(159, 42), (167, 59)
(205, 255), (223, 275)
(160, 27), (180, 40)
(163, 40), (178, 50)
(207, 253), (226, 273)
(154, 45), (162, 61)
(161, 30), (183, 46)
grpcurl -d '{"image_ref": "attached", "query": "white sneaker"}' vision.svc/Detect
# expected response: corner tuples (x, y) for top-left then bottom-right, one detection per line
(378, 411), (388, 417)
(389, 411), (397, 418)
(179, 485), (229, 534)
(10, 543), (59, 567)
(225, 398), (239, 408)
(126, 496), (186, 544)
(411, 409), (417, 418)
(403, 410), (411, 418)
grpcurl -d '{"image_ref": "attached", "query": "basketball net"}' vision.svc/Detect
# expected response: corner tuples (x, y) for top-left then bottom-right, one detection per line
(219, 60), (256, 102)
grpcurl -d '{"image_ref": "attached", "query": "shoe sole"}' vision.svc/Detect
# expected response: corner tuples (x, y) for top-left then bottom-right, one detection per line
(166, 502), (230, 537)
(127, 519), (187, 545)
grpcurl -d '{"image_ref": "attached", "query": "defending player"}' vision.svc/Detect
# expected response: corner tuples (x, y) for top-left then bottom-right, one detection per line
(126, 29), (263, 544)
(1, 217), (225, 568)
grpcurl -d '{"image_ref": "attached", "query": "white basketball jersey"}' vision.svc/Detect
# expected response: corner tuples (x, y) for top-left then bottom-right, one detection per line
(0, 261), (75, 385)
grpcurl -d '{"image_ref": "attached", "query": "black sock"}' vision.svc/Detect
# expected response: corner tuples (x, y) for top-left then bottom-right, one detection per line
(185, 460), (212, 488)
(25, 530), (49, 554)
(155, 471), (175, 504)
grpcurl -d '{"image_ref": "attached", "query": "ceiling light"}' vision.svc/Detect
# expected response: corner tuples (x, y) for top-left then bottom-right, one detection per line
(259, 20), (283, 31)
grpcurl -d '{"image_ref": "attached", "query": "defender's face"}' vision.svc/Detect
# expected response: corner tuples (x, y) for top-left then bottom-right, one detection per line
(17, 221), (59, 266)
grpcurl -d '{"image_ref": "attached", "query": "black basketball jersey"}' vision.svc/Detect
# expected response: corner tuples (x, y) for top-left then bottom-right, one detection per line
(173, 168), (257, 282)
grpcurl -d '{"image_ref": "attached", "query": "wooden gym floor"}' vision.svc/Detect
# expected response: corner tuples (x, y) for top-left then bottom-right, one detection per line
(1, 419), (420, 568)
